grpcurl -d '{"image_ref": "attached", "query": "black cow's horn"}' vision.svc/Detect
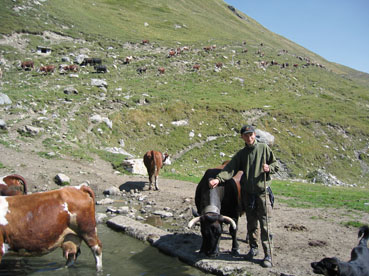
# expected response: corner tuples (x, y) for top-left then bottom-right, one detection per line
(222, 216), (237, 230)
(188, 217), (201, 228)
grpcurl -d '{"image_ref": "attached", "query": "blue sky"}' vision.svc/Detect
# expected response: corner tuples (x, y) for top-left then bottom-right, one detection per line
(225, 0), (369, 74)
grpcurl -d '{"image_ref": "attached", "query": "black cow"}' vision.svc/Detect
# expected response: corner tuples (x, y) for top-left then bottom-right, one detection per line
(311, 225), (369, 276)
(94, 65), (107, 73)
(81, 58), (102, 66)
(188, 164), (243, 256)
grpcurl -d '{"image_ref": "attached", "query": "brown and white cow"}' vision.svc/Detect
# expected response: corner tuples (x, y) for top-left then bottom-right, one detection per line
(0, 174), (27, 196)
(0, 184), (102, 271)
(39, 65), (55, 74)
(143, 151), (171, 190)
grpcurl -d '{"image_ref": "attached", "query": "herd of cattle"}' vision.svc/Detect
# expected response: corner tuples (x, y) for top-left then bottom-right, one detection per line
(20, 57), (107, 74)
(1, 148), (368, 275)
(16, 40), (326, 79)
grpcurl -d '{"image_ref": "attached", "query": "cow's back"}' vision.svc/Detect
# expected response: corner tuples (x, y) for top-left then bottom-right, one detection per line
(195, 168), (243, 218)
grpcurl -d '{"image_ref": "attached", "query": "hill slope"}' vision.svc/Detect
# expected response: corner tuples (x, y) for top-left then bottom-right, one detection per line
(0, 0), (368, 185)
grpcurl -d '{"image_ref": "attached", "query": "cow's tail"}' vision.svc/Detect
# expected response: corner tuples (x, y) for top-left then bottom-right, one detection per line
(80, 184), (96, 202)
(8, 174), (27, 194)
(358, 225), (369, 247)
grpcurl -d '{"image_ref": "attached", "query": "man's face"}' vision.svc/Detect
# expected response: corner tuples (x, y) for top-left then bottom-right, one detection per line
(241, 132), (256, 145)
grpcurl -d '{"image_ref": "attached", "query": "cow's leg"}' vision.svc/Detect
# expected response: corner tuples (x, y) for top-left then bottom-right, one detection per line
(154, 175), (159, 190)
(230, 218), (240, 255)
(148, 173), (153, 190)
(0, 236), (4, 264)
(82, 233), (103, 271)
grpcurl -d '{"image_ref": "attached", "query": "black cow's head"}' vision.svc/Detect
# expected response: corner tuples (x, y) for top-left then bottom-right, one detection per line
(188, 207), (236, 257)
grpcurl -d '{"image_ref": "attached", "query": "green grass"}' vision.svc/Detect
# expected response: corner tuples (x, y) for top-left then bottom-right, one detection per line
(272, 180), (369, 212)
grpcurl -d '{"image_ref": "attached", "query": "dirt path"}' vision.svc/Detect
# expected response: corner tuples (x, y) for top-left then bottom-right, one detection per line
(1, 144), (368, 276)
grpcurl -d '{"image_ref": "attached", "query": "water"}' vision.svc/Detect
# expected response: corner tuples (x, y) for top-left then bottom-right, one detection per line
(0, 224), (208, 276)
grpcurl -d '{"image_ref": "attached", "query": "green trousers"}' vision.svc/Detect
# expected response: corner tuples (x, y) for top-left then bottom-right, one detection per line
(245, 193), (272, 256)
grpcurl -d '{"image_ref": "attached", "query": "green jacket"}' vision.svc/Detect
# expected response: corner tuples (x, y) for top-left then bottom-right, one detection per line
(216, 140), (279, 195)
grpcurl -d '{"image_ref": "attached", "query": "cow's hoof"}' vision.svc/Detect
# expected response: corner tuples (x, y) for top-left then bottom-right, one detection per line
(231, 248), (240, 256)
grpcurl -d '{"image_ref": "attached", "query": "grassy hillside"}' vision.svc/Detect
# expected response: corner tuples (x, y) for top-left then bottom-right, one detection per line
(0, 0), (368, 186)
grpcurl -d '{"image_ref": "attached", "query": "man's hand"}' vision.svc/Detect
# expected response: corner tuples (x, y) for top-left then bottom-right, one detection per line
(208, 178), (219, 189)
(263, 163), (270, 172)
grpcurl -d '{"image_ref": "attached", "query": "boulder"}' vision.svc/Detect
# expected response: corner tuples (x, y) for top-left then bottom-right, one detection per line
(54, 173), (70, 186)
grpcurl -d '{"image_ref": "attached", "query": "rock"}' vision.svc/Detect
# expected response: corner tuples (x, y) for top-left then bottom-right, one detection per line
(0, 119), (7, 130)
(255, 129), (275, 145)
(90, 114), (102, 123)
(97, 198), (115, 205)
(0, 93), (12, 105)
(91, 79), (108, 88)
(64, 87), (78, 94)
(17, 125), (44, 136)
(96, 213), (108, 224)
(103, 186), (121, 196)
(54, 173), (70, 186)
(122, 159), (147, 175)
(153, 210), (173, 218)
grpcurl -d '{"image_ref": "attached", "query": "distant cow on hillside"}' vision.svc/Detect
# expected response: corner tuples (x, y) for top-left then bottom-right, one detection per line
(94, 65), (107, 73)
(158, 67), (165, 74)
(21, 61), (34, 70)
(143, 151), (171, 191)
(81, 58), (102, 66)
(39, 65), (55, 74)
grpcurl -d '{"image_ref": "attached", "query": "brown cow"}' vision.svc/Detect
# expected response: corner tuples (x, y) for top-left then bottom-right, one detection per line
(0, 184), (102, 271)
(0, 174), (27, 196)
(167, 50), (176, 58)
(143, 151), (171, 190)
(215, 62), (223, 68)
(21, 61), (34, 70)
(40, 65), (55, 74)
(141, 39), (150, 45)
(192, 64), (200, 71)
(158, 67), (165, 74)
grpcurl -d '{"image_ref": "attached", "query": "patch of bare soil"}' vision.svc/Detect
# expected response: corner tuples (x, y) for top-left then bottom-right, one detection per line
(1, 144), (368, 276)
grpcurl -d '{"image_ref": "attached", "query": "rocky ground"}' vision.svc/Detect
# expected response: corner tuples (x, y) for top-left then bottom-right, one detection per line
(1, 142), (369, 276)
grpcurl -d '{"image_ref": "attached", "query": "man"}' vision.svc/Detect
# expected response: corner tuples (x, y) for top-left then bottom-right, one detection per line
(209, 125), (278, 268)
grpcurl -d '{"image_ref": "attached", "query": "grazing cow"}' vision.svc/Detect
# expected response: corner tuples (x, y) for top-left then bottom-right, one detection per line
(123, 56), (133, 64)
(143, 151), (171, 191)
(63, 64), (79, 72)
(203, 46), (212, 52)
(141, 39), (150, 45)
(158, 67), (165, 74)
(215, 62), (223, 68)
(0, 174), (27, 196)
(94, 64), (107, 73)
(81, 58), (102, 66)
(136, 66), (147, 74)
(167, 50), (176, 58)
(188, 163), (243, 257)
(21, 61), (34, 71)
(192, 64), (200, 71)
(39, 65), (55, 74)
(311, 226), (369, 276)
(0, 184), (103, 271)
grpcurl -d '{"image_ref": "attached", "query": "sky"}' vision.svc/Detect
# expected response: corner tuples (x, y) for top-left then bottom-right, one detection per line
(225, 0), (369, 74)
